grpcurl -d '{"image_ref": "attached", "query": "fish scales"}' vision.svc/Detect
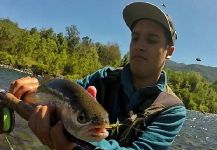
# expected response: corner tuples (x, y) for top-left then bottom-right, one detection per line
(37, 79), (109, 123)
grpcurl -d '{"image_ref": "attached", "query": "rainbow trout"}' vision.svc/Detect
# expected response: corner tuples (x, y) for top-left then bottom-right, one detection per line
(32, 78), (110, 142)
(0, 78), (110, 145)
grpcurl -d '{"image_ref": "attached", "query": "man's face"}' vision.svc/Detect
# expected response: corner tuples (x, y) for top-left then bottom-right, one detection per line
(129, 19), (172, 78)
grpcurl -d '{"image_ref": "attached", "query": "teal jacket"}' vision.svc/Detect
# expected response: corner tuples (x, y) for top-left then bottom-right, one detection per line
(76, 65), (186, 150)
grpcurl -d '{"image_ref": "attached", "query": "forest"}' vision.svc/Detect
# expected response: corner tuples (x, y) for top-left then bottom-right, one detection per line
(0, 18), (217, 113)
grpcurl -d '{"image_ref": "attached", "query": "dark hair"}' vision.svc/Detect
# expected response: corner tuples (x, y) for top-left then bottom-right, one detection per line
(163, 27), (172, 46)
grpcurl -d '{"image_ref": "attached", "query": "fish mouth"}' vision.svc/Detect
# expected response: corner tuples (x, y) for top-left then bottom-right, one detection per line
(88, 124), (109, 140)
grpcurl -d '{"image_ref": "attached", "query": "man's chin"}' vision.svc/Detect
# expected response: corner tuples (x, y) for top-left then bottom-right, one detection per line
(130, 64), (147, 77)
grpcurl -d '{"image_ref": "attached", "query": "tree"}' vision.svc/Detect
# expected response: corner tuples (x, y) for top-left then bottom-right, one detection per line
(40, 28), (55, 39)
(65, 44), (101, 79)
(96, 43), (121, 67)
(30, 27), (37, 35)
(82, 36), (93, 46)
(212, 80), (217, 90)
(0, 19), (21, 54)
(65, 25), (80, 51)
(120, 52), (129, 66)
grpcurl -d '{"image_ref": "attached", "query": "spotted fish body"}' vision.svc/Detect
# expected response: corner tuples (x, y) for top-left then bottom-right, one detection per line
(33, 78), (110, 142)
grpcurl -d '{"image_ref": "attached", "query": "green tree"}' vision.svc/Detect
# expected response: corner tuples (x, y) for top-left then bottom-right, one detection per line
(65, 44), (101, 79)
(120, 52), (129, 66)
(82, 36), (93, 46)
(65, 25), (80, 51)
(96, 43), (121, 67)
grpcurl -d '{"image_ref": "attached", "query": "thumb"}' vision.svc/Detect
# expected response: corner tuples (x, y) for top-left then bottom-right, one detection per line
(87, 86), (97, 98)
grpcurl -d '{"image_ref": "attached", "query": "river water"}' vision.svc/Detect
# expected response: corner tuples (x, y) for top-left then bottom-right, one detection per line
(0, 67), (216, 150)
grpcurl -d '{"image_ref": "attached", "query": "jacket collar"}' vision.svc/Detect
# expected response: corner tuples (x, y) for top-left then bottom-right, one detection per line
(120, 64), (167, 98)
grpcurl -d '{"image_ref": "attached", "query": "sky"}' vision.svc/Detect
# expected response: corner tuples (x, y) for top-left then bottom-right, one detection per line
(0, 0), (217, 67)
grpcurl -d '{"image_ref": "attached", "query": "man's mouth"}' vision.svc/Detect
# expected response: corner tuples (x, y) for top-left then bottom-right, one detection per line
(132, 55), (147, 61)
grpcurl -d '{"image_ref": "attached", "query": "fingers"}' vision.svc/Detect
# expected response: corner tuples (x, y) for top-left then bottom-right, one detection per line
(14, 85), (38, 100)
(51, 121), (76, 150)
(28, 104), (56, 149)
(9, 76), (39, 100)
(87, 86), (97, 98)
(28, 105), (40, 134)
(28, 104), (76, 150)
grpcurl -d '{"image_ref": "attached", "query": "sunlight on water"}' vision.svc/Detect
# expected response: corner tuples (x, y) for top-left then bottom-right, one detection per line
(0, 67), (216, 150)
(170, 110), (217, 150)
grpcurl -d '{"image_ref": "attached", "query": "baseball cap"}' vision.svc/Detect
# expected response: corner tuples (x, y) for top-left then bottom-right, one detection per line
(123, 2), (177, 46)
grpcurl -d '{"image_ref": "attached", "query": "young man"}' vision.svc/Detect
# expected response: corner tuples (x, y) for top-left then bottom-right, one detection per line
(8, 2), (186, 150)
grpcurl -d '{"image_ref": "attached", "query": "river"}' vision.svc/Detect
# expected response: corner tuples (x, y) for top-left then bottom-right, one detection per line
(0, 67), (216, 150)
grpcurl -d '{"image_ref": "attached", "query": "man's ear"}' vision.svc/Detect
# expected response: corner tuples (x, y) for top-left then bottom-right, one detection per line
(166, 46), (175, 59)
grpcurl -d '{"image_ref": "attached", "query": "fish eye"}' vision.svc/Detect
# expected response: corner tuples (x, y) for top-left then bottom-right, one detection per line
(77, 112), (86, 124)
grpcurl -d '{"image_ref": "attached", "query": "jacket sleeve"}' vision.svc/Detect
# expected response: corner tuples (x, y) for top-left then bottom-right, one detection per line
(90, 105), (186, 150)
(76, 67), (114, 88)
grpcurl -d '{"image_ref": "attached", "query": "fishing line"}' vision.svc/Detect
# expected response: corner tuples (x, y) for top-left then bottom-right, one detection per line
(5, 136), (14, 150)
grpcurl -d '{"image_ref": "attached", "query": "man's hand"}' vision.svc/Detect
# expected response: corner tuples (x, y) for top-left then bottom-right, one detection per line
(28, 104), (76, 150)
(9, 76), (39, 103)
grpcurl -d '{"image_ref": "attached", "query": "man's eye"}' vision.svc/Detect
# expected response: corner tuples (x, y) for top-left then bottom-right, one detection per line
(147, 38), (158, 44)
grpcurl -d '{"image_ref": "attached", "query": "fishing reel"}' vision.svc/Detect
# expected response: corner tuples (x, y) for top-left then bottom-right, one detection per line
(0, 90), (15, 134)
(0, 103), (15, 134)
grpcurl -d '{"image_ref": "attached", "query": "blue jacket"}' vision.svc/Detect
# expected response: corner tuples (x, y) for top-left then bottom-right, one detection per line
(76, 65), (186, 150)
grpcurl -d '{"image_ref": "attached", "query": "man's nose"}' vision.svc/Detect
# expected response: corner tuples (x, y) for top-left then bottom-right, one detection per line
(135, 40), (147, 51)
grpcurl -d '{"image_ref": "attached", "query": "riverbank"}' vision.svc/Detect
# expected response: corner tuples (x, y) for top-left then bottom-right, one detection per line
(0, 64), (33, 75)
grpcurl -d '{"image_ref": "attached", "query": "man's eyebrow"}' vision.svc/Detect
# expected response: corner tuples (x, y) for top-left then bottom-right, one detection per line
(131, 32), (160, 39)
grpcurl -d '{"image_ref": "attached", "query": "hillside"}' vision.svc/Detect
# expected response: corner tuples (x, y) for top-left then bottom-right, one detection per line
(165, 60), (217, 82)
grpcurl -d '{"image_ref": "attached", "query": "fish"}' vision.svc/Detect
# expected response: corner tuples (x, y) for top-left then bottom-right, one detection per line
(0, 78), (110, 143)
(34, 78), (110, 142)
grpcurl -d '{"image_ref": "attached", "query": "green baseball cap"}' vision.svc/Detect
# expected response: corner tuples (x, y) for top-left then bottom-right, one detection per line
(123, 2), (177, 46)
